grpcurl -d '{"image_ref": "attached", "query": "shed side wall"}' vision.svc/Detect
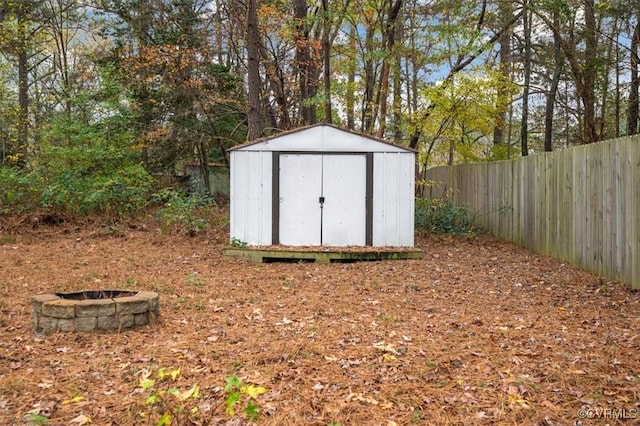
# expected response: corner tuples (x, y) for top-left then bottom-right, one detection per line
(230, 151), (272, 245)
(372, 152), (415, 246)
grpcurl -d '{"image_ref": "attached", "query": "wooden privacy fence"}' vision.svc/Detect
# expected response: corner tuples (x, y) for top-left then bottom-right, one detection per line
(420, 136), (640, 290)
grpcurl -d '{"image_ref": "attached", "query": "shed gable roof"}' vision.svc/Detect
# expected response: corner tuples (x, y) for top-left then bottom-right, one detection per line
(229, 124), (416, 153)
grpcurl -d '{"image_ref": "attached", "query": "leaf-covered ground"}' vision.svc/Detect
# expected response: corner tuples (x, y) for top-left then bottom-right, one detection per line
(1, 212), (639, 425)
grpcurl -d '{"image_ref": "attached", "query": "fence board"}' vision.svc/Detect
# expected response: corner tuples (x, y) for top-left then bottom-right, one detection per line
(557, 150), (570, 262)
(586, 145), (596, 273)
(549, 151), (560, 259)
(421, 136), (640, 289)
(499, 161), (512, 240)
(526, 157), (536, 251)
(514, 158), (523, 245)
(632, 142), (640, 289)
(573, 146), (587, 269)
(623, 143), (632, 284)
(615, 142), (626, 282)
(604, 142), (616, 279)
(537, 154), (548, 255)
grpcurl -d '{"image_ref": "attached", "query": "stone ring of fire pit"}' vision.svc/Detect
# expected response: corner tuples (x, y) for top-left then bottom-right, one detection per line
(31, 290), (159, 334)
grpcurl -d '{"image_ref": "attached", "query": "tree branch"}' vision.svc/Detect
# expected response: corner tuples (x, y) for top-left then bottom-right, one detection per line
(408, 9), (523, 149)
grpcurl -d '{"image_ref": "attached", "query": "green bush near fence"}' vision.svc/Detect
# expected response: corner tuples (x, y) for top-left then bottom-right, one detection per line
(415, 198), (475, 236)
(0, 167), (40, 214)
(153, 188), (215, 235)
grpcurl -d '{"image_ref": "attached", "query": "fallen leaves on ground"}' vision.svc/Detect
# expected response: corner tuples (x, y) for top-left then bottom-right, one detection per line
(0, 212), (639, 425)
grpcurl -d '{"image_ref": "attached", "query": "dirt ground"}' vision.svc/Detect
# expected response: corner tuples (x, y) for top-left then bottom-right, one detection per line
(0, 210), (639, 426)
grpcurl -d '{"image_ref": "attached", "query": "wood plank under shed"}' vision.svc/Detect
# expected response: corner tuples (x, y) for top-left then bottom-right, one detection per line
(222, 247), (422, 263)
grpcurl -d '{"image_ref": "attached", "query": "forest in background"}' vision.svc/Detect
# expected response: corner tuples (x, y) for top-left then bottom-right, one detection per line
(0, 0), (639, 216)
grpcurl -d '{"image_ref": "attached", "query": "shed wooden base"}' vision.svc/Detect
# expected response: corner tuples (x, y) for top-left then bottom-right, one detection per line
(222, 246), (422, 263)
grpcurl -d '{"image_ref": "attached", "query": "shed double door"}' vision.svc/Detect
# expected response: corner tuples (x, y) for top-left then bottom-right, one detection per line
(278, 153), (367, 246)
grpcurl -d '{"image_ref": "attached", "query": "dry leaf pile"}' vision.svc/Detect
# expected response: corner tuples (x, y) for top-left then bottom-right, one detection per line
(0, 214), (639, 425)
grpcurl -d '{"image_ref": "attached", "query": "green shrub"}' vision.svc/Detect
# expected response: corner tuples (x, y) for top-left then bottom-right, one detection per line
(223, 375), (267, 422)
(415, 197), (475, 236)
(154, 188), (214, 235)
(37, 115), (153, 216)
(0, 166), (40, 214)
(135, 366), (204, 425)
(40, 163), (152, 216)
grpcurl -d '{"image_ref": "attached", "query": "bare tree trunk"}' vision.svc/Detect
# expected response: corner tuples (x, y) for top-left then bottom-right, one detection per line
(534, 0), (599, 144)
(392, 5), (404, 142)
(377, 0), (402, 139)
(17, 8), (29, 164)
(576, 85), (584, 142)
(598, 17), (618, 140)
(448, 137), (455, 166)
(44, 0), (74, 116)
(294, 0), (317, 125)
(582, 0), (598, 143)
(319, 0), (352, 125)
(544, 7), (563, 152)
(615, 36), (620, 137)
(564, 83), (570, 147)
(520, 1), (531, 157)
(628, 18), (640, 135)
(493, 0), (512, 147)
(321, 0), (332, 124)
(246, 0), (262, 140)
(346, 24), (356, 130)
(362, 25), (376, 132)
(214, 0), (225, 65)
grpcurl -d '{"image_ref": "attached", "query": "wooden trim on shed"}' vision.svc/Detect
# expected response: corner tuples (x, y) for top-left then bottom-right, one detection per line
(366, 152), (373, 246)
(272, 152), (280, 245)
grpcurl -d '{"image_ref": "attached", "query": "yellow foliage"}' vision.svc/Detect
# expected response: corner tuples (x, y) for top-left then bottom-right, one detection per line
(241, 384), (267, 399)
(62, 395), (85, 405)
(139, 378), (155, 390)
(169, 368), (181, 381)
(418, 67), (518, 165)
(178, 384), (200, 401)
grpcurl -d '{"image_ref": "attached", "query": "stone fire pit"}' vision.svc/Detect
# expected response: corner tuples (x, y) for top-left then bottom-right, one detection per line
(31, 290), (159, 334)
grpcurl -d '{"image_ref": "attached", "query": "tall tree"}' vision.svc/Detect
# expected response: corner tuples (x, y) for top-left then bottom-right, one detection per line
(246, 0), (262, 139)
(419, 69), (516, 167)
(539, 0), (601, 144)
(40, 0), (82, 116)
(543, 6), (564, 152)
(376, 0), (402, 139)
(1, 0), (637, 175)
(520, 0), (531, 156)
(294, 0), (318, 125)
(319, 0), (351, 124)
(390, 4), (404, 142)
(492, 0), (512, 150)
(344, 23), (356, 129)
(628, 9), (640, 135)
(582, 0), (598, 143)
(0, 0), (41, 164)
(352, 0), (385, 132)
(97, 0), (245, 174)
(408, 1), (523, 150)
(321, 0), (331, 124)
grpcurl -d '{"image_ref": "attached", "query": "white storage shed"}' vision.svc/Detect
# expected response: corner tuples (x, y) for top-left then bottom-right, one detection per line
(229, 124), (416, 247)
